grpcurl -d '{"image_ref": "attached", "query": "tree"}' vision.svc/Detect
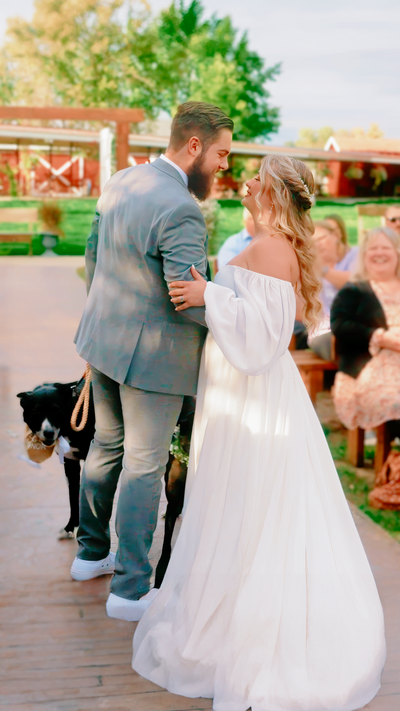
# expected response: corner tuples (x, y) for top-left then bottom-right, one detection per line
(291, 126), (334, 149)
(151, 1), (280, 140)
(0, 0), (280, 141)
(293, 124), (385, 149)
(1, 0), (163, 116)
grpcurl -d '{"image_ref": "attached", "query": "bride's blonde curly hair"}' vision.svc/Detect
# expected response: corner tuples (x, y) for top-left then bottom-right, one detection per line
(256, 155), (322, 328)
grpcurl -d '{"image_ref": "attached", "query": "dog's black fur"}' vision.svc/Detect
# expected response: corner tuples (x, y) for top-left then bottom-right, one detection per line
(155, 395), (195, 587)
(17, 380), (194, 582)
(17, 378), (95, 535)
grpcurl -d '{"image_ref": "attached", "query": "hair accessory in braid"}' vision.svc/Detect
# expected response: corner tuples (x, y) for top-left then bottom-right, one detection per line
(297, 174), (312, 196)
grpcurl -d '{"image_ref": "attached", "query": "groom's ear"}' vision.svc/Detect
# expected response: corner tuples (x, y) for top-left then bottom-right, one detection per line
(187, 136), (202, 158)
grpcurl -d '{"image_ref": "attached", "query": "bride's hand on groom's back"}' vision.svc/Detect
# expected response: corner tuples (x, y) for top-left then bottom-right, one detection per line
(169, 266), (207, 311)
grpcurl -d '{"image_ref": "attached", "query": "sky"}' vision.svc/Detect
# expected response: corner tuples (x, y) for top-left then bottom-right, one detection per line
(0, 0), (399, 145)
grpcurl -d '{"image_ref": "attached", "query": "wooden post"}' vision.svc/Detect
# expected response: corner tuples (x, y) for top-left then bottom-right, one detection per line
(116, 121), (130, 172)
(348, 428), (364, 468)
(375, 423), (391, 474)
(308, 370), (323, 406)
(0, 108), (144, 177)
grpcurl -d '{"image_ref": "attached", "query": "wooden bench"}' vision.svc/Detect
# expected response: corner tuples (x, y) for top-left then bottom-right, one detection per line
(0, 207), (39, 255)
(290, 350), (337, 405)
(348, 424), (391, 474)
(357, 204), (388, 243)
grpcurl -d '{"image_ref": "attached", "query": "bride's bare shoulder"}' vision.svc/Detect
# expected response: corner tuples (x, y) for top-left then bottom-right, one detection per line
(245, 232), (299, 284)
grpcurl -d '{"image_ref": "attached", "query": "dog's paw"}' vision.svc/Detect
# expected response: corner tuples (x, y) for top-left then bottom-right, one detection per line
(58, 528), (76, 540)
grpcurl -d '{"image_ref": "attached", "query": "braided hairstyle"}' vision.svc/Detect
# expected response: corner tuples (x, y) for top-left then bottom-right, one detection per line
(256, 155), (322, 328)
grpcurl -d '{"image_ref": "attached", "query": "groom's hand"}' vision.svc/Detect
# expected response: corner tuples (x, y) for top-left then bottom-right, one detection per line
(169, 266), (207, 311)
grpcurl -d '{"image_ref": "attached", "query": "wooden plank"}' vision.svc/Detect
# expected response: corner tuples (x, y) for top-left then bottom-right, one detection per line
(0, 208), (38, 223)
(291, 351), (337, 371)
(116, 121), (130, 171)
(375, 423), (391, 474)
(357, 204), (389, 217)
(348, 428), (365, 468)
(0, 233), (33, 254)
(0, 691), (212, 711)
(0, 106), (144, 123)
(0, 663), (133, 682)
(0, 235), (34, 249)
(0, 685), (213, 707)
(0, 673), (158, 698)
(308, 370), (324, 406)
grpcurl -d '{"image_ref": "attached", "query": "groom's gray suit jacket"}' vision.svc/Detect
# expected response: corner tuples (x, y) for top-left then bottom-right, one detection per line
(74, 158), (208, 395)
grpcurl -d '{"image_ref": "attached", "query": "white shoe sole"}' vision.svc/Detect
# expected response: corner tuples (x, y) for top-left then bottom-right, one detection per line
(106, 589), (159, 622)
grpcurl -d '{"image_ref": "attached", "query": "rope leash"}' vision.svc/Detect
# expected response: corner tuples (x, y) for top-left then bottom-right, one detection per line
(70, 363), (92, 432)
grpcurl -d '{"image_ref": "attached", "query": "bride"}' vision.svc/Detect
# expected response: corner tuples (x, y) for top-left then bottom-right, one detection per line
(132, 155), (385, 711)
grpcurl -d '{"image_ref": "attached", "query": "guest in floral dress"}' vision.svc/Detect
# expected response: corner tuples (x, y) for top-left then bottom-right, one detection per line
(331, 226), (400, 431)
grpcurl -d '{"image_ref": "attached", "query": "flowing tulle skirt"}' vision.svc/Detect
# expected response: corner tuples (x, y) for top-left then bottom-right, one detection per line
(133, 335), (385, 711)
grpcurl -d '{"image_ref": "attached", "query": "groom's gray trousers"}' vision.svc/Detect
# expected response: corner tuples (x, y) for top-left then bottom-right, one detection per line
(77, 367), (183, 600)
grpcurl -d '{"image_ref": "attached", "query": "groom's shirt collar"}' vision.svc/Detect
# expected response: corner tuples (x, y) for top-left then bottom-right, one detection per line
(160, 154), (188, 187)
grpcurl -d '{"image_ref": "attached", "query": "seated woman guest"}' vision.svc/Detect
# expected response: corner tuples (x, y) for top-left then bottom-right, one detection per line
(308, 220), (358, 360)
(325, 213), (349, 246)
(331, 226), (400, 431)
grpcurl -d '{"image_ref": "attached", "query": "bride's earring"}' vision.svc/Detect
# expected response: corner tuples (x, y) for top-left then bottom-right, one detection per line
(268, 206), (273, 214)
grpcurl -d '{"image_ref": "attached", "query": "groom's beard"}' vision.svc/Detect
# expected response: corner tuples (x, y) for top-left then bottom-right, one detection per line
(187, 153), (215, 201)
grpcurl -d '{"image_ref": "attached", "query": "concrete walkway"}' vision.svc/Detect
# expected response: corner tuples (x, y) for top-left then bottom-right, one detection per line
(0, 257), (399, 710)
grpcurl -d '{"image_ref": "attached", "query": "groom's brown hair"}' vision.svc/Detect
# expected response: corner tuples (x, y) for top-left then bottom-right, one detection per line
(169, 101), (234, 152)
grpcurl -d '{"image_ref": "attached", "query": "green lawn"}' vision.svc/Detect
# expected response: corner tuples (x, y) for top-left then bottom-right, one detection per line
(0, 198), (97, 256)
(324, 427), (400, 543)
(0, 196), (396, 256)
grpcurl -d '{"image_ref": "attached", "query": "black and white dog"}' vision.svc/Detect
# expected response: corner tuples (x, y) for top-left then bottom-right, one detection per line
(17, 377), (95, 538)
(17, 378), (194, 584)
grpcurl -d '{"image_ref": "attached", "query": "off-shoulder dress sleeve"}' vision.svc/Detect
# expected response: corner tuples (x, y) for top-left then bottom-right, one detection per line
(204, 268), (296, 376)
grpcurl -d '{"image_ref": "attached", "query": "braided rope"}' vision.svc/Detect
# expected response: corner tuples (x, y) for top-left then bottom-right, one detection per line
(70, 363), (92, 432)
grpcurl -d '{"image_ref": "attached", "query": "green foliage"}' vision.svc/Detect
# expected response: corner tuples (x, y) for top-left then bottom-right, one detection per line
(197, 198), (221, 242)
(154, 1), (280, 140)
(360, 505), (400, 534)
(0, 0), (280, 141)
(0, 162), (19, 197)
(209, 199), (242, 255)
(324, 427), (400, 542)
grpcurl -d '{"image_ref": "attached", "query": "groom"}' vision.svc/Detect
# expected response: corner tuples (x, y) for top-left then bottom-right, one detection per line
(70, 102), (233, 621)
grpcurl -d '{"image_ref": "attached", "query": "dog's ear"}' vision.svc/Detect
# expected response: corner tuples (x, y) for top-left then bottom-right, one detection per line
(17, 391), (33, 400)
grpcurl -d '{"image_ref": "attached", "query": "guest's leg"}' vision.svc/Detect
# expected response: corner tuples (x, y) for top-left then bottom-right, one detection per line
(309, 332), (333, 361)
(111, 386), (183, 601)
(77, 367), (124, 561)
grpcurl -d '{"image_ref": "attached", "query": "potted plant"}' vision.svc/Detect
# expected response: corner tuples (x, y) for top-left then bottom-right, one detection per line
(38, 201), (64, 256)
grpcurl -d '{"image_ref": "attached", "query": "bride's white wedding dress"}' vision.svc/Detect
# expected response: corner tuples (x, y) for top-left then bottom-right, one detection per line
(132, 265), (385, 711)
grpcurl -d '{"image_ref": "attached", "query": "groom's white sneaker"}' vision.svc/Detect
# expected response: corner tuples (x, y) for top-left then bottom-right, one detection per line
(70, 551), (116, 581)
(106, 588), (159, 622)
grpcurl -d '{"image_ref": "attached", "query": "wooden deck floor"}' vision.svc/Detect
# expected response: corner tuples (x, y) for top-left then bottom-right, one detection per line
(0, 257), (399, 710)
